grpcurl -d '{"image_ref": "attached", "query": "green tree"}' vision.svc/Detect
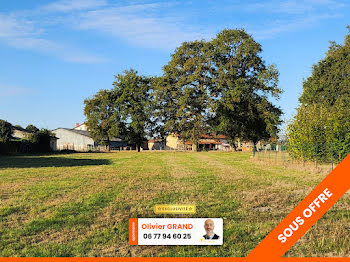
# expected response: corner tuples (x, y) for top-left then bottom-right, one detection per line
(155, 40), (212, 150)
(28, 129), (54, 152)
(26, 124), (39, 133)
(287, 27), (350, 161)
(287, 104), (328, 159)
(210, 29), (282, 146)
(0, 120), (13, 143)
(299, 31), (350, 107)
(155, 29), (282, 149)
(150, 76), (173, 141)
(211, 29), (282, 146)
(84, 70), (151, 152)
(84, 89), (125, 151)
(113, 69), (152, 152)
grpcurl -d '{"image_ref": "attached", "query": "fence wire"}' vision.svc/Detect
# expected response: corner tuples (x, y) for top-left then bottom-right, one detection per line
(253, 142), (348, 170)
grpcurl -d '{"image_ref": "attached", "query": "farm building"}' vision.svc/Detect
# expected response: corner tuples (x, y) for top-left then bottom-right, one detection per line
(8, 125), (58, 152)
(164, 134), (263, 151)
(11, 126), (32, 140)
(52, 126), (127, 151)
(148, 139), (165, 150)
(166, 134), (234, 151)
(73, 122), (88, 131)
(52, 128), (95, 151)
(236, 140), (255, 152)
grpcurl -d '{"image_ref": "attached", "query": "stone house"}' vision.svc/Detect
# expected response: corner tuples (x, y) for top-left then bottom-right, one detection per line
(165, 134), (234, 151)
(165, 134), (263, 151)
(73, 123), (88, 131)
(11, 126), (32, 140)
(148, 139), (165, 150)
(10, 126), (58, 151)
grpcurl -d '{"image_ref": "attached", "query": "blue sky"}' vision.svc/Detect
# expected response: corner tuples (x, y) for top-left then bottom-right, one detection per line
(0, 0), (349, 130)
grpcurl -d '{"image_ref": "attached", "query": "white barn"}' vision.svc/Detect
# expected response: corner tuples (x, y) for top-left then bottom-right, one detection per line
(52, 128), (95, 151)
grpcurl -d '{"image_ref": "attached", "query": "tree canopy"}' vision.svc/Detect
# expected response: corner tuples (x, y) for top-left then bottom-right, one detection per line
(27, 129), (54, 152)
(0, 120), (13, 143)
(155, 40), (212, 148)
(210, 29), (282, 144)
(154, 29), (282, 148)
(85, 29), (283, 151)
(112, 69), (152, 152)
(287, 27), (350, 160)
(84, 69), (152, 152)
(26, 124), (40, 133)
(84, 89), (122, 150)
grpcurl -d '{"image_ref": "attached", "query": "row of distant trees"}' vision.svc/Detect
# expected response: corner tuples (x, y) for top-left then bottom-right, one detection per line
(2, 28), (348, 158)
(0, 120), (53, 153)
(84, 29), (283, 152)
(287, 27), (350, 161)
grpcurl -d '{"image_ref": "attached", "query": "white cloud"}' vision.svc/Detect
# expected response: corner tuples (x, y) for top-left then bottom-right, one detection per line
(42, 0), (107, 12)
(75, 5), (210, 50)
(244, 0), (346, 14)
(61, 52), (108, 63)
(0, 14), (60, 51)
(1, 0), (346, 57)
(250, 13), (340, 39)
(0, 14), (42, 40)
(0, 13), (106, 64)
(234, 0), (346, 40)
(0, 1), (204, 58)
(68, 1), (345, 49)
(0, 85), (35, 97)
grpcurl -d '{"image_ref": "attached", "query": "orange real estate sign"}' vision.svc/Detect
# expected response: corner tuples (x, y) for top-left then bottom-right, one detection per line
(247, 153), (350, 259)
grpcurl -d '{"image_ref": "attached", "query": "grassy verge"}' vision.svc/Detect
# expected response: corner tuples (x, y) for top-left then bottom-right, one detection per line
(0, 152), (348, 257)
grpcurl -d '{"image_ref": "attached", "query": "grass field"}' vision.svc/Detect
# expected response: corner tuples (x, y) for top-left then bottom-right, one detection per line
(0, 151), (349, 257)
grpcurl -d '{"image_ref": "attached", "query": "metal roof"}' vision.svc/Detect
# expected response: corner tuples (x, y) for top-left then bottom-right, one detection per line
(52, 128), (122, 142)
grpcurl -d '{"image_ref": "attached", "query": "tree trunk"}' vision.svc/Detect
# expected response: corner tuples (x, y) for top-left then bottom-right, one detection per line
(107, 138), (110, 152)
(252, 140), (258, 156)
(137, 144), (141, 152)
(230, 138), (237, 151)
(232, 142), (237, 151)
(163, 134), (167, 149)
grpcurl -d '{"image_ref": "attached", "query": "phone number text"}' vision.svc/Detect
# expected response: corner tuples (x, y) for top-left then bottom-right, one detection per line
(143, 233), (191, 240)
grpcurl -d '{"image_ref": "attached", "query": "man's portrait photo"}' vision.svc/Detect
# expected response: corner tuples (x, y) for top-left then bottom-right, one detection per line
(203, 219), (220, 240)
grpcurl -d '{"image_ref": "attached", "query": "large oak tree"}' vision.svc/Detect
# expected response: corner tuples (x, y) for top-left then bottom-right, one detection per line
(154, 29), (282, 149)
(113, 69), (152, 152)
(84, 69), (152, 152)
(154, 41), (212, 149)
(84, 89), (123, 151)
(210, 29), (282, 146)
